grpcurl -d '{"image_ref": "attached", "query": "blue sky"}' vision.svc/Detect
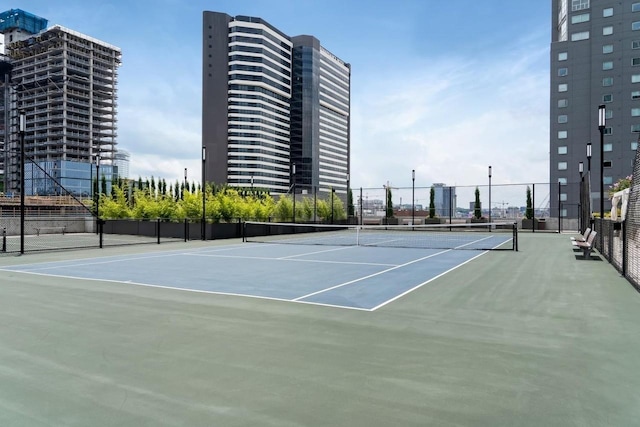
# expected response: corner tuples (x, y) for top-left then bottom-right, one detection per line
(7, 0), (552, 207)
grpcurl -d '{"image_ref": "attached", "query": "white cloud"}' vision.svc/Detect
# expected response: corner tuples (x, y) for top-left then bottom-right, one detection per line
(350, 39), (550, 208)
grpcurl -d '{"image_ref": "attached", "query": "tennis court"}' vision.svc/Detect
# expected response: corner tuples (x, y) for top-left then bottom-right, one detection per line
(1, 232), (640, 426)
(0, 241), (495, 311)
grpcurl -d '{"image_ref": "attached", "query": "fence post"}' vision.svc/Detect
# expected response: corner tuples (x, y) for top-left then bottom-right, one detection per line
(184, 218), (188, 242)
(1, 227), (5, 252)
(622, 220), (627, 277)
(157, 218), (161, 244)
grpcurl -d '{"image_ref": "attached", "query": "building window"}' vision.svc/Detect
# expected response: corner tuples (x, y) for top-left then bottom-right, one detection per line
(633, 91), (640, 99)
(603, 7), (614, 17)
(558, 52), (568, 61)
(603, 77), (614, 86)
(632, 124), (640, 132)
(603, 94), (613, 103)
(634, 58), (640, 66)
(604, 143), (613, 152)
(572, 13), (590, 23)
(558, 162), (568, 170)
(603, 26), (614, 35)
(558, 178), (568, 185)
(604, 127), (612, 135)
(632, 141), (638, 150)
(560, 193), (568, 202)
(558, 146), (568, 154)
(559, 99), (569, 108)
(603, 44), (614, 53)
(603, 61), (614, 70)
(559, 83), (568, 92)
(633, 108), (640, 116)
(633, 21), (640, 31)
(560, 209), (568, 218)
(633, 74), (640, 83)
(606, 110), (613, 119)
(572, 0), (589, 11)
(603, 176), (613, 185)
(572, 31), (590, 41)
(558, 115), (568, 123)
(603, 160), (612, 168)
(558, 67), (568, 76)
(634, 41), (640, 50)
(558, 130), (568, 139)
(634, 2), (640, 12)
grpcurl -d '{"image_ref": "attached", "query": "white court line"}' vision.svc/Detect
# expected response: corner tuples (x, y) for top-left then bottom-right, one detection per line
(293, 249), (453, 301)
(277, 245), (352, 259)
(184, 252), (397, 267)
(0, 269), (372, 312)
(0, 243), (250, 272)
(370, 251), (490, 311)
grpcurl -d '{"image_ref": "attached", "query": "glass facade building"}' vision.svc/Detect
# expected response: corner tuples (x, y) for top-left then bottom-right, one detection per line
(202, 12), (350, 196)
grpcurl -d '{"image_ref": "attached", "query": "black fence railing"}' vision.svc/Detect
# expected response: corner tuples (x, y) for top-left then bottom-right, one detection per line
(0, 217), (247, 255)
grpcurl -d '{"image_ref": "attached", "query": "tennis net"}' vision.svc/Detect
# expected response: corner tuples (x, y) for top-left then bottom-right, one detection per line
(243, 221), (518, 251)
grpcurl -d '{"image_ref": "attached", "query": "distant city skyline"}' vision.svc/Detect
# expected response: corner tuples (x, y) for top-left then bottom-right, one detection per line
(6, 0), (551, 207)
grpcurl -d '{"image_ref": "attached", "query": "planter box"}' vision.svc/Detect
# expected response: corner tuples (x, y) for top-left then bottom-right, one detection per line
(467, 218), (488, 223)
(424, 218), (445, 224)
(522, 218), (545, 230)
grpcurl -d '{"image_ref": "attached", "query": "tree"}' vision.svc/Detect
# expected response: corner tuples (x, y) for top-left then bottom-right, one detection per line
(525, 186), (533, 220)
(101, 174), (107, 196)
(474, 187), (482, 219)
(386, 188), (393, 218)
(347, 188), (355, 217)
(429, 186), (436, 219)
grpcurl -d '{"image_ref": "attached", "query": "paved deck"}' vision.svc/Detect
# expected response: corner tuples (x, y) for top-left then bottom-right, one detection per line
(0, 233), (638, 426)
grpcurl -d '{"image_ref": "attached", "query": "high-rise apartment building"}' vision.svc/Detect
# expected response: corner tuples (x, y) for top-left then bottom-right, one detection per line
(550, 0), (639, 219)
(202, 12), (350, 198)
(0, 9), (121, 196)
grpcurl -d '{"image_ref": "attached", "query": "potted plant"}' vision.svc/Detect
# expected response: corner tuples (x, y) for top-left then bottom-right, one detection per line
(424, 186), (444, 223)
(469, 187), (487, 223)
(522, 186), (536, 229)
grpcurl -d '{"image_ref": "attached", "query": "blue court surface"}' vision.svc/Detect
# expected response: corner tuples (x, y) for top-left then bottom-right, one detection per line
(0, 242), (493, 311)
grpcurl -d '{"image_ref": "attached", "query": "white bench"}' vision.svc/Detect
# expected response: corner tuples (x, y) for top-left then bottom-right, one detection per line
(575, 231), (597, 259)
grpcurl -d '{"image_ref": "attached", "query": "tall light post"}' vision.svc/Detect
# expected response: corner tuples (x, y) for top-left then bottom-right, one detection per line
(184, 167), (188, 199)
(586, 142), (592, 172)
(331, 188), (335, 224)
(411, 169), (415, 226)
(201, 146), (206, 240)
(488, 165), (492, 224)
(96, 153), (101, 221)
(291, 163), (296, 223)
(579, 161), (584, 232)
(598, 105), (606, 224)
(19, 110), (25, 254)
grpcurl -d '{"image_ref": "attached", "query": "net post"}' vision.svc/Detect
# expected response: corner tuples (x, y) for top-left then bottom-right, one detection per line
(184, 218), (188, 242)
(157, 219), (161, 244)
(242, 220), (246, 242)
(99, 219), (103, 249)
(513, 222), (518, 251)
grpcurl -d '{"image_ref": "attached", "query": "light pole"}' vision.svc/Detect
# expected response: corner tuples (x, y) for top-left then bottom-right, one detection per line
(411, 169), (415, 226)
(184, 167), (188, 199)
(488, 165), (492, 224)
(579, 161), (584, 232)
(19, 110), (25, 254)
(96, 153), (101, 221)
(598, 105), (606, 224)
(331, 188), (335, 224)
(201, 146), (206, 240)
(292, 163), (296, 223)
(586, 142), (592, 172)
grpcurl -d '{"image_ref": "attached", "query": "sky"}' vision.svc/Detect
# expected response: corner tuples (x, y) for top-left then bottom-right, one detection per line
(7, 0), (552, 208)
